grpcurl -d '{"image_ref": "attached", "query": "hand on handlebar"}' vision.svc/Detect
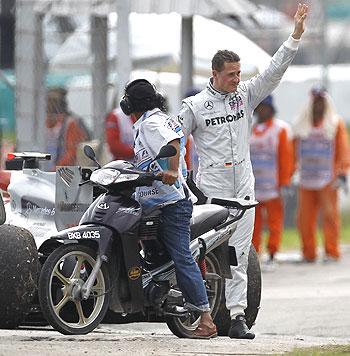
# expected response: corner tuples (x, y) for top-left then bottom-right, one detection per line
(157, 170), (178, 185)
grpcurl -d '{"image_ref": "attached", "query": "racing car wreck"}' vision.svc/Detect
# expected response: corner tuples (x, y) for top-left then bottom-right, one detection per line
(0, 193), (38, 329)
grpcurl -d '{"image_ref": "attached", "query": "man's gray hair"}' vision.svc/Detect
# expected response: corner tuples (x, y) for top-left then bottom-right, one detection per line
(211, 50), (240, 72)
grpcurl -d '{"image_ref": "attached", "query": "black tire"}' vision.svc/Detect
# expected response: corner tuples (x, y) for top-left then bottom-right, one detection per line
(165, 251), (223, 338)
(245, 244), (262, 329)
(214, 244), (262, 335)
(0, 194), (6, 225)
(0, 225), (38, 329)
(38, 244), (110, 335)
(22, 241), (63, 327)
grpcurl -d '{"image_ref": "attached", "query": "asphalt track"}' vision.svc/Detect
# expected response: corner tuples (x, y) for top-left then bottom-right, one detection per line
(1, 245), (350, 355)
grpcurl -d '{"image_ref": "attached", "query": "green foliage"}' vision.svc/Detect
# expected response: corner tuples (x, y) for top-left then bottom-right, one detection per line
(261, 216), (350, 252)
(287, 344), (350, 355)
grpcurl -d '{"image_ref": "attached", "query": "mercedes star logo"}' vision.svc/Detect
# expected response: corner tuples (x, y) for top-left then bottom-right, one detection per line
(204, 100), (214, 110)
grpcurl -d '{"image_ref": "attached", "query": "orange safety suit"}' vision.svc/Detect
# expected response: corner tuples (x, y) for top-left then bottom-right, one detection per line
(184, 136), (198, 173)
(293, 118), (350, 261)
(250, 118), (293, 255)
(46, 115), (89, 171)
(105, 108), (136, 160)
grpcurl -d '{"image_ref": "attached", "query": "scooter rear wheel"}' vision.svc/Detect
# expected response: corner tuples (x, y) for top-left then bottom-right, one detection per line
(38, 244), (110, 335)
(165, 245), (261, 337)
(165, 251), (223, 338)
(214, 244), (262, 335)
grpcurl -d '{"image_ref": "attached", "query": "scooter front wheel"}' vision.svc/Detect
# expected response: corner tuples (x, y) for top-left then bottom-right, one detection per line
(38, 244), (110, 335)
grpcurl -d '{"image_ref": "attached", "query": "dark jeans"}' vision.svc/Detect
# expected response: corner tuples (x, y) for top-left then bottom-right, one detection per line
(160, 199), (210, 312)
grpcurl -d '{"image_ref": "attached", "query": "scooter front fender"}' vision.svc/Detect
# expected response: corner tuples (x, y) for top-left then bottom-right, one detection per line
(51, 224), (113, 260)
(52, 225), (144, 314)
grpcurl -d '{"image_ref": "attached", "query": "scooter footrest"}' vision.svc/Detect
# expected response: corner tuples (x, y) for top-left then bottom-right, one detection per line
(164, 305), (189, 317)
(205, 272), (221, 281)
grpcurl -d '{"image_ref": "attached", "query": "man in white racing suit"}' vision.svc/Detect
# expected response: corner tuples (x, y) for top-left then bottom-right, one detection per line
(178, 4), (308, 339)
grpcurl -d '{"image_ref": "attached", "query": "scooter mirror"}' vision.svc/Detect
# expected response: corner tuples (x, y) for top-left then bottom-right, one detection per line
(146, 145), (177, 172)
(155, 145), (177, 160)
(84, 145), (96, 160)
(83, 145), (101, 168)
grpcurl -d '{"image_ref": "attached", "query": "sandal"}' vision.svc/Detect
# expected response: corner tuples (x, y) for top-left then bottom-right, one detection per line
(191, 323), (218, 339)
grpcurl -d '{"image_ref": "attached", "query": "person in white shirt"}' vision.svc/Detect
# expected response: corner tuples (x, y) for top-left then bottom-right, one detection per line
(120, 79), (217, 339)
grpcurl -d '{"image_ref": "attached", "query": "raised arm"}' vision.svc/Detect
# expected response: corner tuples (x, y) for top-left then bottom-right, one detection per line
(244, 3), (308, 110)
(291, 3), (308, 40)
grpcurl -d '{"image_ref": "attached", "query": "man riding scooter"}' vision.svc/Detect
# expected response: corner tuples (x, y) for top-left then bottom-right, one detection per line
(120, 78), (217, 339)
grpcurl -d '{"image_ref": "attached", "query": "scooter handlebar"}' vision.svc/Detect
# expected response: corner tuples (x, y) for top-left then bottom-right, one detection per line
(153, 175), (163, 181)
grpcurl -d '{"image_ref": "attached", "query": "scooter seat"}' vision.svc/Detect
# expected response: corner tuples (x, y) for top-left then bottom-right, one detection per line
(190, 205), (229, 240)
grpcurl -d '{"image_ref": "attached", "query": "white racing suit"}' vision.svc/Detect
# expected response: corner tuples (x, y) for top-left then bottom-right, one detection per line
(178, 36), (300, 318)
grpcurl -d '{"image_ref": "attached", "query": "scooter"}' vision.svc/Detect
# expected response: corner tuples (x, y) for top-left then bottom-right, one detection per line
(37, 144), (258, 336)
(1, 149), (261, 334)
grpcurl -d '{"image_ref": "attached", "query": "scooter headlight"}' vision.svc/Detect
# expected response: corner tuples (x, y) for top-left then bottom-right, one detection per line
(114, 173), (140, 183)
(90, 168), (120, 185)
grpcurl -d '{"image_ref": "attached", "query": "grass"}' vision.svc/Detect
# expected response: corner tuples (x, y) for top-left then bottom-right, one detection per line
(260, 215), (350, 252)
(285, 345), (350, 355)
